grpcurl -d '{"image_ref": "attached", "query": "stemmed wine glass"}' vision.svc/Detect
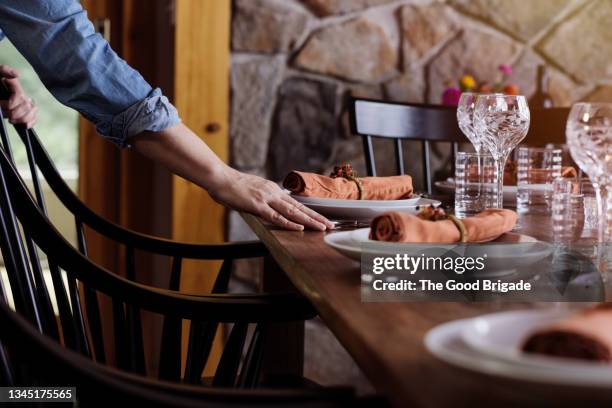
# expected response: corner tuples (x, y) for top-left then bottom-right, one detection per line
(566, 103), (612, 245)
(474, 94), (531, 208)
(457, 92), (483, 153)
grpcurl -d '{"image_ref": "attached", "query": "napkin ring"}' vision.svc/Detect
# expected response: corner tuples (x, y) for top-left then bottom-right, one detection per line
(447, 215), (468, 243)
(330, 164), (363, 200)
(417, 206), (468, 243)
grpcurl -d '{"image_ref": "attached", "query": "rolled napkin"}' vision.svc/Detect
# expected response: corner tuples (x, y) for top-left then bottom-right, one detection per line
(522, 305), (612, 362)
(370, 208), (517, 243)
(526, 167), (578, 184)
(504, 161), (577, 185)
(283, 171), (413, 200)
(561, 166), (578, 179)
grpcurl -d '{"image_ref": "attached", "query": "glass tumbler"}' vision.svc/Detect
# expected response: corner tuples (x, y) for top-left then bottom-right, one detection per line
(454, 152), (496, 218)
(552, 178), (585, 243)
(517, 147), (562, 214)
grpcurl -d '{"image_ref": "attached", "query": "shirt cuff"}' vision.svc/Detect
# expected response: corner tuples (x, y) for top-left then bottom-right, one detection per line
(96, 88), (181, 148)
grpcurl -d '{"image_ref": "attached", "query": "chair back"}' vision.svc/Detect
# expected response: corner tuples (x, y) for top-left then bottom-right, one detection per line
(0, 142), (318, 388)
(349, 97), (571, 194)
(0, 97), (285, 383)
(349, 98), (465, 194)
(0, 301), (355, 407)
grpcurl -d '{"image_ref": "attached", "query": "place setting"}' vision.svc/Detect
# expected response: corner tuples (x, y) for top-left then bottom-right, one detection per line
(425, 304), (612, 388)
(284, 94), (556, 278)
(283, 164), (441, 222)
(283, 94), (612, 385)
(423, 100), (612, 386)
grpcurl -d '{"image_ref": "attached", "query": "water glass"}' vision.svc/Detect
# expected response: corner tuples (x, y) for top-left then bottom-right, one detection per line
(454, 152), (496, 218)
(552, 178), (598, 242)
(566, 102), (612, 244)
(552, 179), (584, 243)
(474, 94), (530, 208)
(457, 93), (482, 153)
(516, 147), (562, 214)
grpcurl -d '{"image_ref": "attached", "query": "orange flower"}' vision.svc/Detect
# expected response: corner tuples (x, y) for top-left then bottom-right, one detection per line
(478, 83), (493, 93)
(503, 84), (519, 95)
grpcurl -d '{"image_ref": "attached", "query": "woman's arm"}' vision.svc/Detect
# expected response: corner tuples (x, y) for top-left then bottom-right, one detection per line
(132, 125), (332, 231)
(0, 1), (332, 231)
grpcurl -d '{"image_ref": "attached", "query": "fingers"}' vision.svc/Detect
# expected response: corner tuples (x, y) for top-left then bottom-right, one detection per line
(260, 205), (304, 231)
(20, 106), (38, 129)
(6, 99), (37, 128)
(269, 198), (327, 231)
(4, 78), (24, 106)
(8, 100), (31, 120)
(0, 65), (18, 79)
(281, 194), (334, 229)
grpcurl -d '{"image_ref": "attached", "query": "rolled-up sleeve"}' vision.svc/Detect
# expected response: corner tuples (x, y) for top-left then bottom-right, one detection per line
(0, 0), (180, 147)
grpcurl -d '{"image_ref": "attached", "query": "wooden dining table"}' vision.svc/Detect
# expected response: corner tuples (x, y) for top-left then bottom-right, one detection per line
(241, 210), (612, 408)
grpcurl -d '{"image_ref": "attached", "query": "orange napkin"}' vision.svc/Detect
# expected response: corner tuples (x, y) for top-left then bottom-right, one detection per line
(561, 166), (578, 179)
(283, 171), (413, 200)
(503, 161), (577, 185)
(370, 209), (517, 243)
(523, 305), (612, 362)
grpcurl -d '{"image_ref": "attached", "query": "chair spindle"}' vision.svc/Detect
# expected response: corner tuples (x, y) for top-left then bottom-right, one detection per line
(212, 322), (248, 387)
(159, 256), (182, 381)
(76, 220), (106, 363)
(394, 139), (405, 175)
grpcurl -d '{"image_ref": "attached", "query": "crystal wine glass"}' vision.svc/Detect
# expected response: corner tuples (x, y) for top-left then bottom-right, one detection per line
(566, 103), (612, 244)
(474, 94), (531, 208)
(457, 92), (482, 153)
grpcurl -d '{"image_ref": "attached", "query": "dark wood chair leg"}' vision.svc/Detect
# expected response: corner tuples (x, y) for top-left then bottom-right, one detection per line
(260, 255), (304, 378)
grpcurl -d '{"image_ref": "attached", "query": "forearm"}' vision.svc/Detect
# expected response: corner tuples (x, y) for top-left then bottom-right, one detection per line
(130, 124), (331, 231)
(131, 123), (232, 191)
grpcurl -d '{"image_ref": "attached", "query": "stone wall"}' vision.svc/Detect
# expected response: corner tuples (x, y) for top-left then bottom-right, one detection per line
(230, 0), (612, 189)
(228, 0), (612, 391)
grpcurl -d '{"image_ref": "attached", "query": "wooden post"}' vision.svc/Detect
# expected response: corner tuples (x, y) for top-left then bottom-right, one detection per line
(261, 256), (305, 377)
(173, 0), (231, 377)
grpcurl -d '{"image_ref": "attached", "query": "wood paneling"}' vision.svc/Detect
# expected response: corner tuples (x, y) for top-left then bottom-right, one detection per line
(173, 0), (231, 377)
(79, 0), (230, 379)
(79, 0), (174, 372)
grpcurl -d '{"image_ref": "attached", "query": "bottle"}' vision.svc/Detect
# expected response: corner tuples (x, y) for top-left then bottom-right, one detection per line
(529, 65), (553, 108)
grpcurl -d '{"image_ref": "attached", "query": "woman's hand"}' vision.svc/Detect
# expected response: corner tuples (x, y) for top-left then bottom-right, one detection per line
(207, 167), (334, 231)
(132, 124), (334, 231)
(0, 65), (38, 128)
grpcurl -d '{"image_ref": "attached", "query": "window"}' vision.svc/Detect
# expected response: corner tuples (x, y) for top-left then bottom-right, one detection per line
(0, 38), (79, 172)
(0, 39), (80, 309)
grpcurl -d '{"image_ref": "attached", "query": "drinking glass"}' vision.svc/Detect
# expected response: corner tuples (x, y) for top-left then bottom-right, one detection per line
(474, 94), (531, 208)
(552, 178), (585, 243)
(457, 93), (482, 153)
(566, 103), (612, 244)
(454, 152), (496, 218)
(552, 177), (598, 243)
(516, 147), (562, 214)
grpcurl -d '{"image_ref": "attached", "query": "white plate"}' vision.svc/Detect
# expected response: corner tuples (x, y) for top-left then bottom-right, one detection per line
(325, 228), (553, 277)
(292, 195), (441, 220)
(435, 179), (517, 204)
(425, 311), (612, 387)
(460, 309), (610, 371)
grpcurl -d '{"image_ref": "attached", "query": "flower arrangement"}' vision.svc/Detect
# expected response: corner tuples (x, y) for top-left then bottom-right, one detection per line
(441, 64), (519, 106)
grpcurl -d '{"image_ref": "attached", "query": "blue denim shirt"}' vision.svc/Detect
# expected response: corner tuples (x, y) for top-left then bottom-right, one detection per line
(0, 0), (180, 147)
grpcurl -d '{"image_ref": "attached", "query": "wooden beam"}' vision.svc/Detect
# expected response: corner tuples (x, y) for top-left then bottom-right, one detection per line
(173, 0), (231, 377)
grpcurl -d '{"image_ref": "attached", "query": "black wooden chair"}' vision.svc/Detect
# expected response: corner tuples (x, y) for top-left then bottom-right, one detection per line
(349, 97), (571, 194)
(0, 142), (325, 390)
(0, 132), (389, 407)
(0, 302), (365, 407)
(0, 82), (297, 384)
